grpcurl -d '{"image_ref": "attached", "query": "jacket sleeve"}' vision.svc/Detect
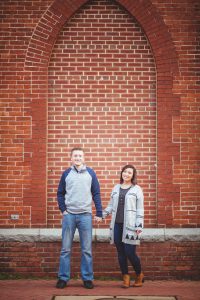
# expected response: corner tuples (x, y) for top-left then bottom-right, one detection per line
(57, 171), (67, 213)
(103, 188), (116, 219)
(89, 169), (103, 217)
(135, 186), (144, 229)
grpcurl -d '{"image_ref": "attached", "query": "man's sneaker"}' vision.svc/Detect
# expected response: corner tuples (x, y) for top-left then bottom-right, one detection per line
(83, 280), (94, 289)
(56, 279), (67, 289)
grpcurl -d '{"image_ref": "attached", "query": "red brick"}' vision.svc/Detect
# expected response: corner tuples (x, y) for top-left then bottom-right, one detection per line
(0, 0), (199, 230)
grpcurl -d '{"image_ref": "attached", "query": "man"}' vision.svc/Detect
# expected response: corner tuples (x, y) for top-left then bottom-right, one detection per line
(56, 147), (102, 289)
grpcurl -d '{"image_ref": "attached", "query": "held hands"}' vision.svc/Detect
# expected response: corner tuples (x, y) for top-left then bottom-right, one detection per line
(94, 216), (103, 223)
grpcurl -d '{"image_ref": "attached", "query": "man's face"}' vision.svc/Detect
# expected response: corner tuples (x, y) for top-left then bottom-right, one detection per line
(71, 150), (84, 167)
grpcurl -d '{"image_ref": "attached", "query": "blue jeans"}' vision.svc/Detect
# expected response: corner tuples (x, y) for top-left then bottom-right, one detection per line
(114, 223), (141, 275)
(58, 213), (93, 282)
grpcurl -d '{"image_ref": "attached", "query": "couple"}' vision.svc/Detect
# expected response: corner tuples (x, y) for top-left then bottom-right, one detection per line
(56, 147), (144, 289)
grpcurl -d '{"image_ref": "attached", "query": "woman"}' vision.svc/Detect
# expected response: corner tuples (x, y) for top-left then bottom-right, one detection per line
(103, 164), (144, 288)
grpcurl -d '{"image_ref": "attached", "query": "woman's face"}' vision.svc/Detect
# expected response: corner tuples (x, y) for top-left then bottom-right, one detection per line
(122, 168), (134, 184)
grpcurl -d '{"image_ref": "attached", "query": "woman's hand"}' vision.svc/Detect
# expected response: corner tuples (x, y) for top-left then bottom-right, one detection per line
(135, 229), (142, 235)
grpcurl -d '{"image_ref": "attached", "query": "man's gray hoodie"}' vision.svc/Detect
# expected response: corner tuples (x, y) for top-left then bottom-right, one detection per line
(57, 165), (102, 217)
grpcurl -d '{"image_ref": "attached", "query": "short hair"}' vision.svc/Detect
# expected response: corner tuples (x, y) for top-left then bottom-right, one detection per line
(70, 147), (84, 156)
(120, 164), (137, 185)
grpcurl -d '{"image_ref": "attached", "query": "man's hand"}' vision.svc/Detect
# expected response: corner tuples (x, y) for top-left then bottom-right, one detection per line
(63, 210), (68, 216)
(94, 216), (103, 223)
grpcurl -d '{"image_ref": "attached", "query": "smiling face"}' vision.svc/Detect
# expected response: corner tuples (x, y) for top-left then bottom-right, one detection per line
(71, 150), (85, 168)
(122, 167), (134, 184)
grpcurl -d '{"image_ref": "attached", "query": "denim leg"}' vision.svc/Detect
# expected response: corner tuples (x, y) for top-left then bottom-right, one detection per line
(114, 223), (128, 274)
(58, 213), (76, 282)
(77, 213), (93, 281)
(124, 243), (141, 275)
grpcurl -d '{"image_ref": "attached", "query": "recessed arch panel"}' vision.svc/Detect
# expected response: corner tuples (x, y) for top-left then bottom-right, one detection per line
(25, 0), (180, 227)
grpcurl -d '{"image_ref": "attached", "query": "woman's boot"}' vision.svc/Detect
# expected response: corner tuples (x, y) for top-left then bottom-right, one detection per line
(133, 272), (144, 287)
(122, 274), (130, 288)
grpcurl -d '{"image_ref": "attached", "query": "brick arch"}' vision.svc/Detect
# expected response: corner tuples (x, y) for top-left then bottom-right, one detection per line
(25, 0), (180, 227)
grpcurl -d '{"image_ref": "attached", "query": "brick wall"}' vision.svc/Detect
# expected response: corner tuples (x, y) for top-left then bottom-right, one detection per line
(47, 0), (157, 227)
(0, 240), (199, 280)
(1, 0), (199, 228)
(0, 0), (200, 279)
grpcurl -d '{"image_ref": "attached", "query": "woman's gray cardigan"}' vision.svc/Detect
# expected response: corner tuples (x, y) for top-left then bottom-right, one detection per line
(103, 184), (144, 245)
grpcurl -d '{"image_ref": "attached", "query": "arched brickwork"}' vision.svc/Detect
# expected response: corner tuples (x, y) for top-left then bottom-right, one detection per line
(47, 0), (157, 227)
(25, 0), (180, 227)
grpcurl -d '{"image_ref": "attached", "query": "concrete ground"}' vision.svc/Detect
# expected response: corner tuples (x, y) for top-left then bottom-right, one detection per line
(0, 279), (200, 300)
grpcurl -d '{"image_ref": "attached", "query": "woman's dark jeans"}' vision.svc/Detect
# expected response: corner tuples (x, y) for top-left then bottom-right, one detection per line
(114, 222), (141, 275)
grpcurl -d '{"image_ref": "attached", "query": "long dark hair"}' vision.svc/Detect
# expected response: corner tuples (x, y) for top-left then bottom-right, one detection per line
(120, 164), (137, 185)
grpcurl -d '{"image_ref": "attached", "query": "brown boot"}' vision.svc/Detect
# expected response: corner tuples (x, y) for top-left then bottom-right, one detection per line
(121, 274), (130, 288)
(133, 272), (144, 287)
